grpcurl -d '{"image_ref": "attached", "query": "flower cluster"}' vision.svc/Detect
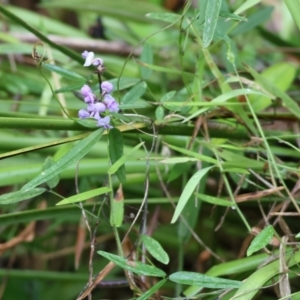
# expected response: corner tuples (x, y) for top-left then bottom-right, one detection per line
(78, 51), (119, 129)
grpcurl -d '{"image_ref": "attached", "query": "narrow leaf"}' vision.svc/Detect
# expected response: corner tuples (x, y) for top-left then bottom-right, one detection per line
(146, 12), (180, 23)
(121, 81), (147, 104)
(169, 271), (241, 289)
(56, 187), (111, 206)
(43, 157), (60, 189)
(203, 0), (222, 48)
(285, 0), (300, 32)
(160, 157), (198, 164)
(247, 225), (275, 256)
(110, 185), (124, 227)
(234, 0), (260, 15)
(245, 64), (300, 120)
(155, 106), (165, 120)
(171, 166), (213, 223)
(98, 251), (166, 277)
(0, 188), (46, 205)
(43, 63), (85, 81)
(165, 143), (218, 164)
(108, 128), (126, 183)
(108, 142), (144, 175)
(161, 91), (176, 103)
(21, 129), (103, 191)
(141, 234), (169, 265)
(136, 279), (167, 300)
(140, 44), (153, 80)
(196, 193), (233, 207)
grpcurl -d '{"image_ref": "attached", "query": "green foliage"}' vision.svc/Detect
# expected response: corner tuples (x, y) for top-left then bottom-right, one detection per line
(1, 0), (300, 299)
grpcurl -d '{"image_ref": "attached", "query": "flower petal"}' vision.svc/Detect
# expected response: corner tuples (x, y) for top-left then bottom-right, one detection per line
(83, 51), (95, 67)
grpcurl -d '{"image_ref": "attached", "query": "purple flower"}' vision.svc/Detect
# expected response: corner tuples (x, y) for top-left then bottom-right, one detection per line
(82, 51), (104, 67)
(81, 85), (92, 96)
(97, 116), (112, 129)
(101, 81), (113, 94)
(103, 94), (119, 112)
(85, 93), (95, 104)
(93, 58), (104, 67)
(94, 102), (106, 113)
(82, 51), (95, 66)
(78, 109), (90, 119)
(80, 85), (96, 103)
(81, 51), (89, 59)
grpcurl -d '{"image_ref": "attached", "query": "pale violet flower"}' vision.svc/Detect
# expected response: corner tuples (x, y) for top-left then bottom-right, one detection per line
(101, 81), (113, 94)
(103, 94), (119, 112)
(82, 51), (103, 67)
(97, 116), (112, 129)
(80, 85), (96, 103)
(78, 109), (90, 119)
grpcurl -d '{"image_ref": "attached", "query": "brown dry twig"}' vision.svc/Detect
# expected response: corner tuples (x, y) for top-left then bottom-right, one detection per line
(11, 32), (141, 57)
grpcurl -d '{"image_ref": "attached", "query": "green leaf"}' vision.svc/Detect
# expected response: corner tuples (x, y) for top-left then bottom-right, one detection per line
(155, 106), (165, 120)
(121, 81), (147, 104)
(165, 143), (218, 164)
(140, 44), (153, 80)
(232, 6), (273, 35)
(247, 225), (275, 256)
(284, 0), (300, 32)
(21, 129), (103, 191)
(161, 91), (176, 103)
(4, 5), (87, 37)
(75, 118), (98, 129)
(0, 6), (82, 64)
(136, 279), (167, 300)
(219, 10), (247, 21)
(233, 251), (300, 300)
(203, 0), (222, 48)
(145, 12), (180, 23)
(108, 142), (144, 175)
(196, 193), (233, 207)
(98, 251), (166, 277)
(0, 188), (46, 205)
(109, 78), (141, 90)
(55, 83), (85, 94)
(250, 62), (296, 112)
(110, 192), (124, 227)
(160, 157), (198, 164)
(245, 64), (300, 119)
(141, 234), (169, 265)
(108, 128), (126, 184)
(183, 88), (268, 123)
(56, 187), (111, 206)
(234, 0), (260, 15)
(43, 157), (60, 189)
(42, 64), (86, 81)
(169, 272), (241, 289)
(171, 166), (213, 223)
(168, 162), (193, 183)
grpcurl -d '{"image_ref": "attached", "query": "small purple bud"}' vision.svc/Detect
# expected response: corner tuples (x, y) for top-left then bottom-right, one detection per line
(97, 116), (112, 129)
(103, 94), (119, 112)
(101, 81), (113, 94)
(78, 109), (90, 119)
(108, 101), (119, 113)
(92, 58), (104, 67)
(84, 92), (95, 104)
(80, 85), (92, 96)
(103, 94), (115, 105)
(94, 102), (106, 113)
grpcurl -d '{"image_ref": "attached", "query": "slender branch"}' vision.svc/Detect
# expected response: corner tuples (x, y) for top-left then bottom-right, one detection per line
(11, 32), (141, 57)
